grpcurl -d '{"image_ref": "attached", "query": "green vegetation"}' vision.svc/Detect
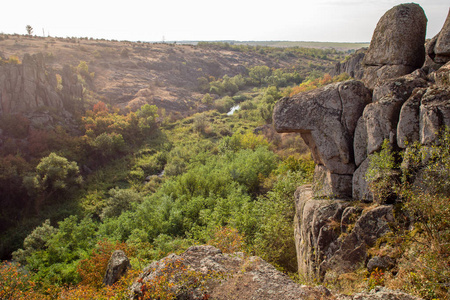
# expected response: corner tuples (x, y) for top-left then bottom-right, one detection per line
(0, 53), (337, 298)
(365, 129), (450, 299)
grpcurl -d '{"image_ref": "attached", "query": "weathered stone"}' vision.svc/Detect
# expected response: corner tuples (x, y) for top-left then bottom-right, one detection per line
(103, 250), (131, 286)
(372, 69), (428, 102)
(274, 80), (371, 197)
(293, 186), (349, 281)
(362, 65), (417, 90)
(397, 88), (426, 148)
(313, 165), (353, 198)
(354, 96), (405, 164)
(0, 53), (81, 131)
(367, 256), (395, 272)
(332, 48), (366, 80)
(423, 34), (442, 73)
(363, 4), (427, 67)
(130, 245), (330, 300)
(435, 9), (450, 64)
(433, 61), (450, 87)
(323, 205), (394, 281)
(337, 287), (423, 300)
(420, 87), (450, 145)
(352, 158), (373, 201)
(340, 206), (362, 234)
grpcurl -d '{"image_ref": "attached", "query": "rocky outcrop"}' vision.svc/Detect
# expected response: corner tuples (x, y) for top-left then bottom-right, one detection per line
(362, 4), (427, 89)
(434, 9), (450, 64)
(103, 250), (132, 286)
(0, 53), (61, 114)
(294, 186), (349, 281)
(130, 245), (331, 300)
(294, 186), (395, 282)
(273, 80), (371, 198)
(274, 2), (449, 292)
(337, 287), (423, 300)
(0, 53), (82, 131)
(332, 48), (366, 80)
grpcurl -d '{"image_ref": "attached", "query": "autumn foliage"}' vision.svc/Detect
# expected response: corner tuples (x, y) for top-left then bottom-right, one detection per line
(208, 226), (246, 254)
(77, 239), (134, 289)
(289, 73), (350, 96)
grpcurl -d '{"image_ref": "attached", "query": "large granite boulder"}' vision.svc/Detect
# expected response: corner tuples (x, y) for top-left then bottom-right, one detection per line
(420, 86), (450, 144)
(432, 60), (450, 87)
(322, 205), (394, 282)
(294, 185), (349, 281)
(273, 80), (371, 198)
(397, 88), (426, 148)
(362, 3), (427, 88)
(372, 69), (428, 102)
(352, 158), (372, 202)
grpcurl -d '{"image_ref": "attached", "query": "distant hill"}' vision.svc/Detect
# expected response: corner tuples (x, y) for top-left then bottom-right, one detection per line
(0, 34), (347, 115)
(174, 40), (369, 52)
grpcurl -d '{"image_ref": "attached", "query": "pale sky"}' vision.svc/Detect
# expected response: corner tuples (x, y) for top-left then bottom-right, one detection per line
(2, 1), (449, 42)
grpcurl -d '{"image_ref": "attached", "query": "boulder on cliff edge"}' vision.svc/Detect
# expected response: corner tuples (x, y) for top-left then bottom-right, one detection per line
(362, 3), (427, 88)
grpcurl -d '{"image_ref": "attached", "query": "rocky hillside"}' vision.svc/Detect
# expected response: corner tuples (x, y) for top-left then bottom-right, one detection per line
(0, 36), (339, 115)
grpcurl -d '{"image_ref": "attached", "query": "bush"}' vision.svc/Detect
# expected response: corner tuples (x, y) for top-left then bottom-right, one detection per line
(367, 129), (450, 299)
(23, 153), (82, 201)
(101, 188), (142, 220)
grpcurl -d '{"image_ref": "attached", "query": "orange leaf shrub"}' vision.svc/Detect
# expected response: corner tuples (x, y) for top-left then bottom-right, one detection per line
(208, 226), (246, 254)
(77, 239), (134, 289)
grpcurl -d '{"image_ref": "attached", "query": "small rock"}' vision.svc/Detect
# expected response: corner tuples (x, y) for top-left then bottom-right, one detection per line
(103, 250), (131, 286)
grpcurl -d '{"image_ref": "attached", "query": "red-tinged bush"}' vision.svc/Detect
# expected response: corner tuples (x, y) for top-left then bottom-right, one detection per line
(92, 101), (108, 114)
(208, 226), (246, 254)
(77, 239), (134, 289)
(0, 262), (50, 300)
(289, 73), (350, 97)
(28, 128), (49, 156)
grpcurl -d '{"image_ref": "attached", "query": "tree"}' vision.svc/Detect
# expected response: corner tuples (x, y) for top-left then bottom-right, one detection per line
(25, 25), (33, 35)
(24, 153), (82, 199)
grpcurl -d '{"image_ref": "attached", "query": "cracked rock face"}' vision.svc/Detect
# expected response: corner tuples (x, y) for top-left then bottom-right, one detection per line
(273, 80), (371, 198)
(294, 186), (394, 282)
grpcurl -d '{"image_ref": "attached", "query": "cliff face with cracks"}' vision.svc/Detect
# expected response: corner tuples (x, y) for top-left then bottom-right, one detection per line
(0, 53), (82, 135)
(273, 2), (450, 284)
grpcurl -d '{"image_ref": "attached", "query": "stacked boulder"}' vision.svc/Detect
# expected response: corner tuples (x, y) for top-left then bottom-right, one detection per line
(361, 4), (427, 89)
(273, 2), (450, 282)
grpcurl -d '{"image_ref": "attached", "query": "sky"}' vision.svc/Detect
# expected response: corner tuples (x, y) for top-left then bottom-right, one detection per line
(1, 0), (449, 43)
